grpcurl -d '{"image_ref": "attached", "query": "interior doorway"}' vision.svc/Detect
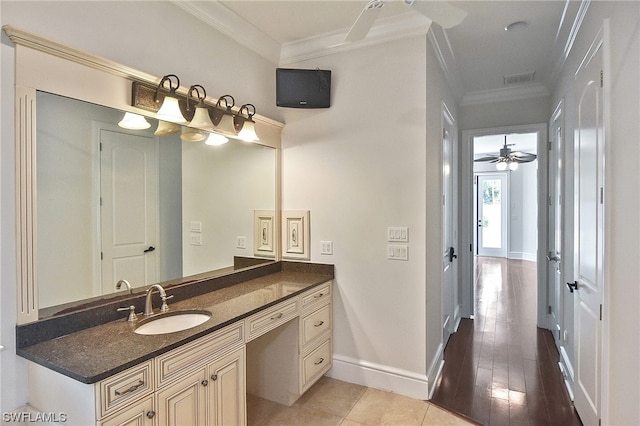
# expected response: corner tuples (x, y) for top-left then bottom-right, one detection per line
(459, 124), (547, 324)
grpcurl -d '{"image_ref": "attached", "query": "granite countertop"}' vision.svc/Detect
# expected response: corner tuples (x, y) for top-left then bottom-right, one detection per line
(17, 270), (332, 384)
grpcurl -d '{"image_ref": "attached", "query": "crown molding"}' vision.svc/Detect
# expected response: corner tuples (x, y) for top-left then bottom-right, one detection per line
(460, 83), (550, 107)
(280, 12), (432, 65)
(427, 26), (464, 102)
(169, 0), (281, 64)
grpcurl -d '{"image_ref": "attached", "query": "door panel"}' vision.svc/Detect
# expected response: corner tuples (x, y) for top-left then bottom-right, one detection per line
(573, 31), (604, 426)
(100, 128), (158, 294)
(476, 174), (508, 258)
(548, 106), (563, 346)
(442, 105), (458, 345)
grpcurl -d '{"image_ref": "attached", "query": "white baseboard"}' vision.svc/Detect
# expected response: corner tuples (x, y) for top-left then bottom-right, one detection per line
(508, 251), (537, 262)
(326, 354), (431, 400)
(326, 345), (446, 401)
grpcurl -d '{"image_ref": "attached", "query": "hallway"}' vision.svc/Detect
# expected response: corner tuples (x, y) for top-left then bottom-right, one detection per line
(432, 257), (581, 425)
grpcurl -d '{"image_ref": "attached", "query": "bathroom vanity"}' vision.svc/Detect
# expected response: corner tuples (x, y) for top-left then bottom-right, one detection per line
(18, 262), (333, 425)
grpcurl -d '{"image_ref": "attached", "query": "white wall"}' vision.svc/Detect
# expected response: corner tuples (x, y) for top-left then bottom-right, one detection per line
(550, 2), (640, 423)
(0, 1), (278, 413)
(280, 33), (456, 397)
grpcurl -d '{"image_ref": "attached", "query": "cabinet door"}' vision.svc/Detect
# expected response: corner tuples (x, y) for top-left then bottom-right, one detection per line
(208, 347), (246, 426)
(99, 395), (155, 426)
(156, 368), (207, 426)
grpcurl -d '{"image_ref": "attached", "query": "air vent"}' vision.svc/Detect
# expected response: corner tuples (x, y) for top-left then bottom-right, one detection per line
(503, 71), (535, 86)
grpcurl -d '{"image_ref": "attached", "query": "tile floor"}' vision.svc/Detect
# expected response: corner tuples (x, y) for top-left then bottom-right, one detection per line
(247, 376), (476, 426)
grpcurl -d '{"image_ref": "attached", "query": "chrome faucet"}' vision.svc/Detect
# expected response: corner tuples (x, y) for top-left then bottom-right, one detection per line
(116, 279), (133, 294)
(144, 284), (173, 316)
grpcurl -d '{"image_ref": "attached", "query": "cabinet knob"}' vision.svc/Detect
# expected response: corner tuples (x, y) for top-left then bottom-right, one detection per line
(201, 379), (208, 386)
(211, 374), (218, 381)
(146, 411), (156, 419)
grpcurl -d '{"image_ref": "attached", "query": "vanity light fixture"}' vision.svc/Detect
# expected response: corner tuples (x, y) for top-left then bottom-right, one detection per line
(235, 104), (260, 142)
(154, 120), (180, 136)
(180, 126), (207, 142)
(187, 85), (216, 131)
(118, 112), (151, 130)
(154, 74), (187, 123)
(212, 95), (238, 137)
(205, 132), (229, 146)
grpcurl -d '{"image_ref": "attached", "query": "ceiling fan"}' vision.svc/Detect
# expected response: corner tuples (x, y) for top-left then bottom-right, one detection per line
(474, 136), (537, 171)
(345, 0), (467, 42)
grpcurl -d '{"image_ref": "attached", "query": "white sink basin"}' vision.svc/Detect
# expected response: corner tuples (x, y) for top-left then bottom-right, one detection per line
(134, 310), (211, 335)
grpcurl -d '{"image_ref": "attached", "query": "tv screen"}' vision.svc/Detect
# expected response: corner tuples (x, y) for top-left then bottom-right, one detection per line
(276, 68), (331, 108)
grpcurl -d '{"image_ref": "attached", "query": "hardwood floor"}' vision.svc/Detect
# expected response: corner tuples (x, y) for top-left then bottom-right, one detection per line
(432, 257), (582, 426)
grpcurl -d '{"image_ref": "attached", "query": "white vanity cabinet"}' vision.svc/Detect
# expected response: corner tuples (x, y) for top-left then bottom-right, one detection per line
(25, 280), (332, 425)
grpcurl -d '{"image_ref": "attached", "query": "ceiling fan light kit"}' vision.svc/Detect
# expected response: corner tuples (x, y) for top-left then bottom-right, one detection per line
(474, 135), (536, 171)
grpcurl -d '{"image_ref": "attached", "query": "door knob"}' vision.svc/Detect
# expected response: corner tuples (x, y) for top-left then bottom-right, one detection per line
(143, 246), (155, 253)
(448, 247), (457, 262)
(566, 281), (578, 293)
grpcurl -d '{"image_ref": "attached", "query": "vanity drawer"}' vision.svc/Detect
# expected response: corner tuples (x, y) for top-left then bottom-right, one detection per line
(300, 281), (332, 312)
(300, 303), (331, 349)
(155, 322), (244, 388)
(245, 298), (298, 342)
(96, 360), (154, 419)
(300, 338), (332, 393)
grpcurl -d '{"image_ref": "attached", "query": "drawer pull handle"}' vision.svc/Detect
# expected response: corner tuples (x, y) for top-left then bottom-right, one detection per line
(114, 380), (144, 396)
(314, 358), (325, 365)
(146, 411), (156, 419)
(313, 293), (324, 299)
(211, 374), (218, 381)
(270, 313), (283, 320)
(201, 380), (208, 386)
(314, 321), (325, 327)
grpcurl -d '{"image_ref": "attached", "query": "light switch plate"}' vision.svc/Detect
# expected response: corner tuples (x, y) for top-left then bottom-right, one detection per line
(387, 244), (408, 260)
(190, 233), (203, 246)
(388, 227), (409, 242)
(320, 241), (333, 255)
(190, 221), (202, 233)
(236, 236), (246, 249)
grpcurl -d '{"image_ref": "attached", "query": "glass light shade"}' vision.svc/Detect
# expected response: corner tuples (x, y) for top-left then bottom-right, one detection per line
(496, 161), (508, 171)
(205, 133), (229, 146)
(215, 113), (237, 136)
(154, 120), (180, 136)
(118, 112), (151, 130)
(180, 127), (206, 142)
(237, 120), (259, 142)
(189, 107), (215, 131)
(156, 96), (187, 123)
(509, 161), (519, 171)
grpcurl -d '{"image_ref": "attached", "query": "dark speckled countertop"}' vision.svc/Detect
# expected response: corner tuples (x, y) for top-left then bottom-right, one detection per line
(17, 266), (333, 384)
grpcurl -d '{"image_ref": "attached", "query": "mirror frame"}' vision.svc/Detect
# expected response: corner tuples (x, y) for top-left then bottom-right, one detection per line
(4, 25), (283, 325)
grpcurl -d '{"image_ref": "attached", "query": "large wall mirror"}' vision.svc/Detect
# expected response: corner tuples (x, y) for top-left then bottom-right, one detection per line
(37, 92), (277, 316)
(5, 26), (282, 323)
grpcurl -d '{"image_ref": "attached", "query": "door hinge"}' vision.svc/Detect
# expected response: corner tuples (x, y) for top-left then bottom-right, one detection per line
(470, 244), (473, 252)
(548, 141), (552, 151)
(548, 195), (553, 206)
(99, 142), (103, 151)
(100, 252), (103, 261)
(443, 128), (447, 139)
(548, 305), (552, 315)
(600, 304), (603, 321)
(600, 70), (604, 88)
(600, 187), (604, 204)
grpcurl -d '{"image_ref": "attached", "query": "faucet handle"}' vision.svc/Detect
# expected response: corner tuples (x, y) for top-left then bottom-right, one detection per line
(117, 305), (138, 322)
(160, 294), (174, 312)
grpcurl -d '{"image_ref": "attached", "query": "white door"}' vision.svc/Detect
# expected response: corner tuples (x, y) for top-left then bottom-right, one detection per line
(573, 30), (604, 426)
(100, 128), (159, 294)
(476, 173), (508, 258)
(548, 106), (563, 346)
(442, 105), (458, 345)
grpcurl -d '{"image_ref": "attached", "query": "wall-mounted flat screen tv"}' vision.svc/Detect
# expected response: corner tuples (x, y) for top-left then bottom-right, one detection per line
(276, 68), (331, 108)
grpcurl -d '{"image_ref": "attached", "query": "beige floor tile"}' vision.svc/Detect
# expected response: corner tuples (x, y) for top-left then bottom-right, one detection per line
(345, 388), (430, 426)
(266, 404), (344, 426)
(422, 404), (474, 425)
(294, 376), (367, 418)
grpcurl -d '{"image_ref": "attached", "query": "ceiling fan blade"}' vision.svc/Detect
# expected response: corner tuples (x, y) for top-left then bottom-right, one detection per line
(474, 156), (499, 162)
(345, 0), (384, 42)
(512, 152), (537, 161)
(404, 0), (467, 29)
